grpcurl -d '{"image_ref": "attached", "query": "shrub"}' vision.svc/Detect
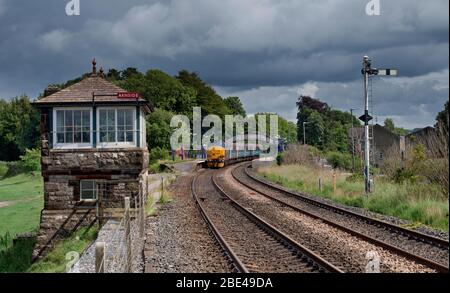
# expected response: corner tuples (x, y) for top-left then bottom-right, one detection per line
(325, 151), (352, 170)
(19, 149), (41, 172)
(392, 168), (415, 184)
(276, 153), (283, 166)
(281, 144), (317, 166)
(346, 172), (364, 182)
(0, 162), (8, 178)
(149, 147), (170, 164)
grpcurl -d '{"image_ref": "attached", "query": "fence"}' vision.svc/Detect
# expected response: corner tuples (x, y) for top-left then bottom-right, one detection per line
(94, 176), (148, 273)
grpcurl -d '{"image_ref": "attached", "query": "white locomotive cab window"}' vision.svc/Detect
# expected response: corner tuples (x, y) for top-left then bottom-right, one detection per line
(54, 108), (92, 149)
(80, 180), (97, 201)
(98, 108), (135, 147)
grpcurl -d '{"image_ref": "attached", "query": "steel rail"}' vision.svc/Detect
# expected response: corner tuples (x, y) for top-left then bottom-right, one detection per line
(211, 173), (344, 273)
(234, 163), (449, 273)
(191, 174), (249, 273)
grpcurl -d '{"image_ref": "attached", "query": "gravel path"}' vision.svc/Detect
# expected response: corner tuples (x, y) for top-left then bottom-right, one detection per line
(144, 173), (231, 273)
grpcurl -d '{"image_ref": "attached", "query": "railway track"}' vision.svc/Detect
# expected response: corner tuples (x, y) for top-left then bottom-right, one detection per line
(191, 169), (344, 273)
(230, 162), (449, 273)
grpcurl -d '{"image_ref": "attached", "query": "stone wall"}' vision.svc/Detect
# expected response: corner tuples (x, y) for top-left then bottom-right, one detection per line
(42, 149), (149, 174)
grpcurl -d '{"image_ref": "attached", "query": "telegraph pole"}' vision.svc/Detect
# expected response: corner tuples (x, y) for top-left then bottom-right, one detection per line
(303, 122), (311, 145)
(360, 56), (398, 194)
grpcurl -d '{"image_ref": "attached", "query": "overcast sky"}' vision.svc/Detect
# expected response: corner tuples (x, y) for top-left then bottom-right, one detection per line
(0, 0), (448, 128)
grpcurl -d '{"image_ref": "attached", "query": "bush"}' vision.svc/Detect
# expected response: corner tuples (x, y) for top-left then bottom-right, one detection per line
(325, 151), (352, 170)
(392, 168), (415, 184)
(19, 149), (41, 172)
(276, 153), (283, 166)
(346, 172), (364, 182)
(281, 144), (317, 166)
(0, 162), (8, 179)
(149, 147), (170, 164)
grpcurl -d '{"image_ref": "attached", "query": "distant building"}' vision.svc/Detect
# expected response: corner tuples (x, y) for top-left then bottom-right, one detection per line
(405, 126), (436, 155)
(348, 124), (403, 168)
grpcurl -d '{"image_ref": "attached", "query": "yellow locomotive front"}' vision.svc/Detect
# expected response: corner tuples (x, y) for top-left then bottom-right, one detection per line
(206, 146), (226, 168)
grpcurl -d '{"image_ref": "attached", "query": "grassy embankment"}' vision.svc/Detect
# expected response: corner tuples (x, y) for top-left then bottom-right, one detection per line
(27, 226), (98, 273)
(0, 163), (98, 272)
(258, 164), (449, 231)
(0, 165), (43, 272)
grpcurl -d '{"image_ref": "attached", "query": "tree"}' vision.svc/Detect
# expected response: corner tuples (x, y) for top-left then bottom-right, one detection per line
(0, 96), (40, 161)
(296, 96), (357, 152)
(436, 101), (449, 132)
(384, 118), (395, 132)
(296, 95), (330, 114)
(224, 97), (246, 116)
(146, 109), (175, 150)
(255, 113), (298, 144)
(176, 70), (232, 118)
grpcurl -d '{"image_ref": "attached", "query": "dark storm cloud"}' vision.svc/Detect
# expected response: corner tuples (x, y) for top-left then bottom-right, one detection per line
(0, 0), (448, 128)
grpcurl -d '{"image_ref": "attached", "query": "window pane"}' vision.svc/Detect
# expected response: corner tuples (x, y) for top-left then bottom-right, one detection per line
(81, 180), (94, 190)
(107, 110), (115, 125)
(57, 133), (64, 143)
(99, 110), (107, 126)
(117, 110), (125, 125)
(107, 132), (115, 142)
(126, 131), (133, 142)
(65, 132), (73, 143)
(74, 132), (82, 143)
(100, 131), (108, 142)
(65, 110), (73, 128)
(81, 190), (94, 200)
(56, 111), (64, 128)
(82, 111), (90, 127)
(82, 132), (90, 143)
(117, 131), (124, 142)
(125, 110), (133, 127)
(74, 111), (82, 127)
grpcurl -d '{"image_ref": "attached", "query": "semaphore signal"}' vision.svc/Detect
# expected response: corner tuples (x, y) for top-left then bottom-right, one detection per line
(360, 56), (398, 194)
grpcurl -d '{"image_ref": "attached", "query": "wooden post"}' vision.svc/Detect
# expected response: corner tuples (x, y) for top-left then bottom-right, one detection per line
(161, 176), (164, 201)
(139, 185), (145, 238)
(318, 178), (323, 193)
(124, 197), (132, 273)
(333, 173), (337, 195)
(95, 242), (105, 273)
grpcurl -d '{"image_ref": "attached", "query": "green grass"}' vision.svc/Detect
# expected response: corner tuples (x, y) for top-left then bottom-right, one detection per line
(0, 171), (44, 272)
(0, 236), (36, 273)
(159, 190), (173, 204)
(0, 162), (8, 179)
(145, 196), (157, 217)
(258, 165), (449, 231)
(0, 172), (43, 237)
(28, 226), (99, 273)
